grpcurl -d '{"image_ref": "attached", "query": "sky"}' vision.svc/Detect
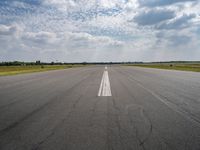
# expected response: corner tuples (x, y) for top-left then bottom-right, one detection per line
(0, 0), (200, 62)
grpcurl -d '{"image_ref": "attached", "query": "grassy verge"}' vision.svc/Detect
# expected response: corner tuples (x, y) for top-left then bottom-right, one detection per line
(125, 63), (200, 72)
(0, 65), (85, 76)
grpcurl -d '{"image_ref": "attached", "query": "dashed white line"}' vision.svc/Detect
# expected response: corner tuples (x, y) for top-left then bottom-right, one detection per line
(98, 67), (112, 96)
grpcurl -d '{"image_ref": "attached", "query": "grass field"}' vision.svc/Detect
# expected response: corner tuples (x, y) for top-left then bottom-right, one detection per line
(126, 63), (200, 72)
(0, 65), (84, 76)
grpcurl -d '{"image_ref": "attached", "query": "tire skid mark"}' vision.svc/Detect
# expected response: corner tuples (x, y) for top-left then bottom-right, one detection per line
(125, 104), (152, 150)
(1, 74), (53, 90)
(113, 69), (148, 149)
(31, 93), (85, 150)
(106, 98), (114, 150)
(122, 69), (200, 127)
(115, 68), (173, 150)
(108, 70), (140, 150)
(0, 69), (90, 110)
(116, 78), (147, 150)
(110, 97), (126, 150)
(124, 67), (200, 121)
(88, 98), (100, 127)
(30, 70), (98, 150)
(0, 68), (89, 90)
(0, 81), (59, 110)
(0, 70), (97, 136)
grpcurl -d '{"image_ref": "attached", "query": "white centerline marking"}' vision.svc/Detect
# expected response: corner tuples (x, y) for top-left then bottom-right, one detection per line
(98, 69), (112, 97)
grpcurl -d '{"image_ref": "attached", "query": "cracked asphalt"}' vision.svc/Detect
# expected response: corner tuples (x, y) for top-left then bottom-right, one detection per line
(0, 65), (200, 150)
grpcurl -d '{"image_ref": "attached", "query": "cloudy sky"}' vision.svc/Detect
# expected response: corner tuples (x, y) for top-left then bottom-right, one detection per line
(0, 0), (200, 62)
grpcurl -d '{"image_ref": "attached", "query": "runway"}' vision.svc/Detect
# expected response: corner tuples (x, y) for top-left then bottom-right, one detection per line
(0, 65), (200, 150)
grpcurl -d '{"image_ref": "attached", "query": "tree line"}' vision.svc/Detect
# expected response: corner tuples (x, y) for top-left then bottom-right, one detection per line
(0, 61), (144, 66)
(0, 61), (199, 66)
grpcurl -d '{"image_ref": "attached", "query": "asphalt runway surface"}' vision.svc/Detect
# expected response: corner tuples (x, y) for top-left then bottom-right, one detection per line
(0, 66), (200, 150)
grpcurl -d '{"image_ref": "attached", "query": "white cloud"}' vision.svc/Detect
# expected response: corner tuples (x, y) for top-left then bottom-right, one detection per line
(43, 0), (77, 12)
(0, 0), (200, 61)
(22, 32), (57, 45)
(0, 24), (20, 36)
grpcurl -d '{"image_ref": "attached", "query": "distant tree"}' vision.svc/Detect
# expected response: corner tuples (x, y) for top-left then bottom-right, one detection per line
(36, 60), (41, 65)
(82, 62), (87, 65)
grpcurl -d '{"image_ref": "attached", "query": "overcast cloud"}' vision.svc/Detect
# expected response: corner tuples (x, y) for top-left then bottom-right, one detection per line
(0, 0), (200, 62)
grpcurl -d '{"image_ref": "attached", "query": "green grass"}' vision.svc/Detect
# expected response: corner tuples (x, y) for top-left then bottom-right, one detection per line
(125, 63), (200, 72)
(0, 65), (85, 76)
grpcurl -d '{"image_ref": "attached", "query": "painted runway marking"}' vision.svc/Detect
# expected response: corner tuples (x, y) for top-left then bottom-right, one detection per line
(98, 68), (112, 96)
